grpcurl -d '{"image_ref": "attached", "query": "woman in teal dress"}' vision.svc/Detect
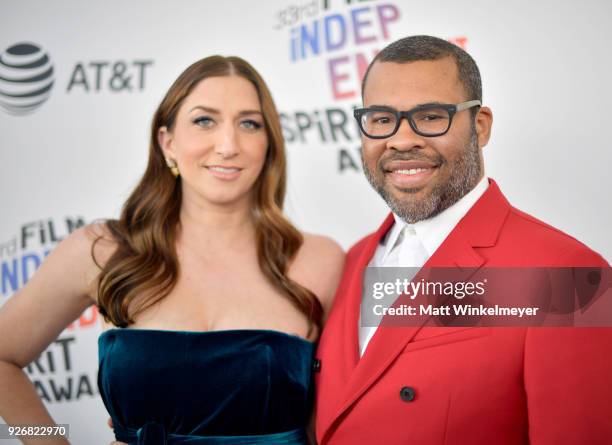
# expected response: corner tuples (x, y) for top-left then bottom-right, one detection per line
(0, 55), (344, 445)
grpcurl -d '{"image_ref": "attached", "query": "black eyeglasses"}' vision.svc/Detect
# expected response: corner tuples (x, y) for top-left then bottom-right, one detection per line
(353, 100), (481, 138)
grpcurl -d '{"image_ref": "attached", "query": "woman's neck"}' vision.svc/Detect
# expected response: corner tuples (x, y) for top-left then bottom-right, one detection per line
(177, 194), (257, 253)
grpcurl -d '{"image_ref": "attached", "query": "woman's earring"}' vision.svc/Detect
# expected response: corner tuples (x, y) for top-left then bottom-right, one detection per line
(166, 158), (180, 177)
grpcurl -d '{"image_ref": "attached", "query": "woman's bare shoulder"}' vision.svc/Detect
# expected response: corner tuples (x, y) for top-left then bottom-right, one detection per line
(299, 232), (344, 259)
(58, 221), (117, 264)
(59, 221), (120, 296)
(290, 232), (345, 318)
(83, 221), (120, 267)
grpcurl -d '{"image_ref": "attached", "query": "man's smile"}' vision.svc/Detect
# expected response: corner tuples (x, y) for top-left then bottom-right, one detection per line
(382, 159), (440, 189)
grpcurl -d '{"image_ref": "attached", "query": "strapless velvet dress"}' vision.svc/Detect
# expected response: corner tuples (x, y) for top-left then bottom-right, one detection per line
(97, 328), (315, 444)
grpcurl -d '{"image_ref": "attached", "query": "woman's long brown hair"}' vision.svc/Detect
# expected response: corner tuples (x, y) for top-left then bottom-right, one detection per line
(94, 56), (323, 336)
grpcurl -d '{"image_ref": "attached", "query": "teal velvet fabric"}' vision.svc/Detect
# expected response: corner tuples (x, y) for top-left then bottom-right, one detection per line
(98, 329), (315, 444)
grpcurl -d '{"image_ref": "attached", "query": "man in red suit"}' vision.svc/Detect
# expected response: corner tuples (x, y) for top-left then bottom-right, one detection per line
(314, 35), (611, 444)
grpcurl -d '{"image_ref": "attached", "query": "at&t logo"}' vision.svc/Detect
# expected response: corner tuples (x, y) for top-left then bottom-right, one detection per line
(0, 42), (54, 115)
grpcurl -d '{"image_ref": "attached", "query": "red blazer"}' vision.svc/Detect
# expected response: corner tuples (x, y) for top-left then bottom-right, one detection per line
(315, 179), (611, 445)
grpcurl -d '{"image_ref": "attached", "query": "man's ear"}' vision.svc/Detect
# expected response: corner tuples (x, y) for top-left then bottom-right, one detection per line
(475, 106), (493, 149)
(158, 126), (175, 160)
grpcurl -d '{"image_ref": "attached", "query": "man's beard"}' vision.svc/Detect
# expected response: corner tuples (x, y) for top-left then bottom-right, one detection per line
(362, 130), (482, 224)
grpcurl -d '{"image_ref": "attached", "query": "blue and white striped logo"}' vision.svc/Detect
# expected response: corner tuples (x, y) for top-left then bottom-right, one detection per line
(0, 42), (54, 115)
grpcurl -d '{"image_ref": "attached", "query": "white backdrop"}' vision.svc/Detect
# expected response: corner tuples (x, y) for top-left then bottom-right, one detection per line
(1, 0), (611, 443)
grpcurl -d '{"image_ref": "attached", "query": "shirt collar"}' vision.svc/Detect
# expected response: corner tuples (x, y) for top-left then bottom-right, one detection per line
(381, 176), (489, 261)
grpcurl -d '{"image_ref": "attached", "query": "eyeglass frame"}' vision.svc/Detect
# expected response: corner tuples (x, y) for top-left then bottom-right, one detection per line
(353, 100), (482, 139)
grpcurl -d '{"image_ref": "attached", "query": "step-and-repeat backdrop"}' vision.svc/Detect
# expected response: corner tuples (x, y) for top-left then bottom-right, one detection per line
(1, 0), (611, 443)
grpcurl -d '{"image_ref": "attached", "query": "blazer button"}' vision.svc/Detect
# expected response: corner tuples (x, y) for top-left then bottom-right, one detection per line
(400, 386), (416, 402)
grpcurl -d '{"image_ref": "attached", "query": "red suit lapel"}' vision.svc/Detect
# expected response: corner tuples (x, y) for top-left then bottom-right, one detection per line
(317, 179), (511, 443)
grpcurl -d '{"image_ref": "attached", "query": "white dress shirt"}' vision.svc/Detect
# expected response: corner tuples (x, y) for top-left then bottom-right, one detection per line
(358, 177), (489, 357)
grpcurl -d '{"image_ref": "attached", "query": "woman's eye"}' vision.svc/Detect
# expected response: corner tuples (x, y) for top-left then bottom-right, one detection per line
(194, 116), (214, 127)
(241, 119), (263, 130)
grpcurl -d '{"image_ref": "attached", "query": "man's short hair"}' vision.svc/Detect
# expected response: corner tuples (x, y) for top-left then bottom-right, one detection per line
(362, 35), (482, 106)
